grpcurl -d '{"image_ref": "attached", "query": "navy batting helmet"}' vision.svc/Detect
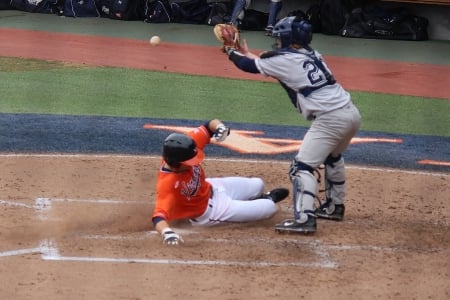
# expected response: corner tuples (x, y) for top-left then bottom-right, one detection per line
(272, 16), (313, 49)
(162, 133), (204, 166)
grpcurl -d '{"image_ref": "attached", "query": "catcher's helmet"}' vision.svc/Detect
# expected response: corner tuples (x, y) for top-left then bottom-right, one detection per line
(162, 133), (204, 166)
(272, 16), (313, 49)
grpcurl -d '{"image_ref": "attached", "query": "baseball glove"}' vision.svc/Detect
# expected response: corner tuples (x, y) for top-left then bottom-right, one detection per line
(213, 24), (241, 52)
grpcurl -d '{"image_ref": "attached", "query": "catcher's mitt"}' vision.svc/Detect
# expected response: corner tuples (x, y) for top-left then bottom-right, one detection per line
(213, 24), (241, 52)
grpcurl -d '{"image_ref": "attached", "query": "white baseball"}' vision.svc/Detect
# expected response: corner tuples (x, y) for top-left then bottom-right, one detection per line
(150, 35), (161, 46)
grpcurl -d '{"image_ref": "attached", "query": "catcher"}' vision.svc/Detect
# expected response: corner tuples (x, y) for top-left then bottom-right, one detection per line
(214, 18), (361, 234)
(152, 118), (289, 245)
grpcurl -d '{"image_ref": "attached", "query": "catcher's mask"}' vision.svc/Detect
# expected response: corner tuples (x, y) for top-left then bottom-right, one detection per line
(162, 133), (204, 166)
(272, 16), (313, 49)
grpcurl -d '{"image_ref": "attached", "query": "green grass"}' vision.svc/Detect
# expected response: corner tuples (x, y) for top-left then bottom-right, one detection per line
(1, 57), (449, 137)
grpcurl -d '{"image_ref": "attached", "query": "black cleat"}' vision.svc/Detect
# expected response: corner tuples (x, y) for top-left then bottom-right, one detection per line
(264, 188), (289, 203)
(315, 202), (345, 221)
(275, 215), (317, 234)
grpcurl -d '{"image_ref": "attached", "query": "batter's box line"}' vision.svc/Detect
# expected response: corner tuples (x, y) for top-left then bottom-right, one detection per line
(0, 199), (35, 209)
(39, 239), (337, 269)
(0, 240), (59, 258)
(80, 233), (337, 268)
(0, 238), (337, 269)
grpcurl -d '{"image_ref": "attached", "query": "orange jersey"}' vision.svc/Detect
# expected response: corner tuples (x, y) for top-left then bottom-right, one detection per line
(152, 125), (212, 222)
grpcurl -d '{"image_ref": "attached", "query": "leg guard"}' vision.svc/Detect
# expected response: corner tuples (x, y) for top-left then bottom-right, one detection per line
(324, 154), (346, 205)
(275, 163), (317, 233)
(292, 170), (317, 222)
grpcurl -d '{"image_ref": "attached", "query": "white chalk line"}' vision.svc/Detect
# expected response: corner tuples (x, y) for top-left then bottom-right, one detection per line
(0, 153), (448, 177)
(0, 240), (58, 258)
(41, 255), (336, 268)
(0, 239), (337, 269)
(0, 199), (34, 209)
(0, 247), (42, 257)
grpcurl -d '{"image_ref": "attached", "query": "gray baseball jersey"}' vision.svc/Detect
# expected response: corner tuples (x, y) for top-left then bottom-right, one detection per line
(254, 48), (351, 121)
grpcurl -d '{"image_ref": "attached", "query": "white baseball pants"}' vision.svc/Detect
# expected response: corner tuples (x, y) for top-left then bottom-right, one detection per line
(189, 177), (277, 226)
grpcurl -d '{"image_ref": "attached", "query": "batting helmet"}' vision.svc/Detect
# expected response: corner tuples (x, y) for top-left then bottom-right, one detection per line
(272, 16), (313, 49)
(162, 133), (204, 166)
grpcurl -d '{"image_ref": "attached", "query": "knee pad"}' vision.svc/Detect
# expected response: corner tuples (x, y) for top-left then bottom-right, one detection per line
(289, 160), (314, 182)
(324, 154), (345, 204)
(292, 170), (317, 219)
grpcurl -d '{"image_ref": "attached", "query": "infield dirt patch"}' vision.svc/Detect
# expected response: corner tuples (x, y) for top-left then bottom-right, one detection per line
(1, 155), (449, 299)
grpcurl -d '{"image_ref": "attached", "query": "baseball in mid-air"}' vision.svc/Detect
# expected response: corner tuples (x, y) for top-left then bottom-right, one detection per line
(150, 35), (161, 46)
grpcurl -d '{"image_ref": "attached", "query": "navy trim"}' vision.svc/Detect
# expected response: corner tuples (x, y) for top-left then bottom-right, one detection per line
(304, 190), (316, 197)
(300, 81), (334, 97)
(152, 216), (165, 227)
(294, 161), (315, 173)
(324, 154), (342, 167)
(260, 50), (283, 58)
(327, 179), (345, 185)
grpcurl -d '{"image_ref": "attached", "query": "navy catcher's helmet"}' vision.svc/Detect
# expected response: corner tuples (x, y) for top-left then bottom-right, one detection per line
(272, 16), (313, 49)
(162, 133), (204, 166)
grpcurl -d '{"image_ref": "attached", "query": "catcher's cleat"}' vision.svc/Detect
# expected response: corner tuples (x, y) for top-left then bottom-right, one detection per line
(263, 188), (289, 203)
(315, 202), (345, 221)
(275, 216), (316, 234)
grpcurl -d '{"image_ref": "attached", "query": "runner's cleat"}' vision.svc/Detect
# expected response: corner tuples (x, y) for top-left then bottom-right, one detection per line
(263, 188), (289, 203)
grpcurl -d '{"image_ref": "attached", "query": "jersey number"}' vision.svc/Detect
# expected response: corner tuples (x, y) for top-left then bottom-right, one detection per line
(303, 61), (324, 85)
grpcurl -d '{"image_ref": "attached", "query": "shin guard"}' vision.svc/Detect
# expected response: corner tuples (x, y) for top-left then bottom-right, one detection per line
(324, 155), (346, 205)
(292, 171), (317, 221)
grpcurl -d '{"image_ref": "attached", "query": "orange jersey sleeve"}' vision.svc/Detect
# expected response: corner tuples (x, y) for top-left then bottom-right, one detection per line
(186, 124), (211, 152)
(152, 124), (213, 222)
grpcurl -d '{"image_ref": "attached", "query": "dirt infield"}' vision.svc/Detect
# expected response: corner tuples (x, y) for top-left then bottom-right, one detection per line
(1, 155), (449, 299)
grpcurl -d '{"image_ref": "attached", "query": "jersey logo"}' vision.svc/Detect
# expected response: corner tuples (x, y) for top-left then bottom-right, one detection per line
(181, 166), (201, 199)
